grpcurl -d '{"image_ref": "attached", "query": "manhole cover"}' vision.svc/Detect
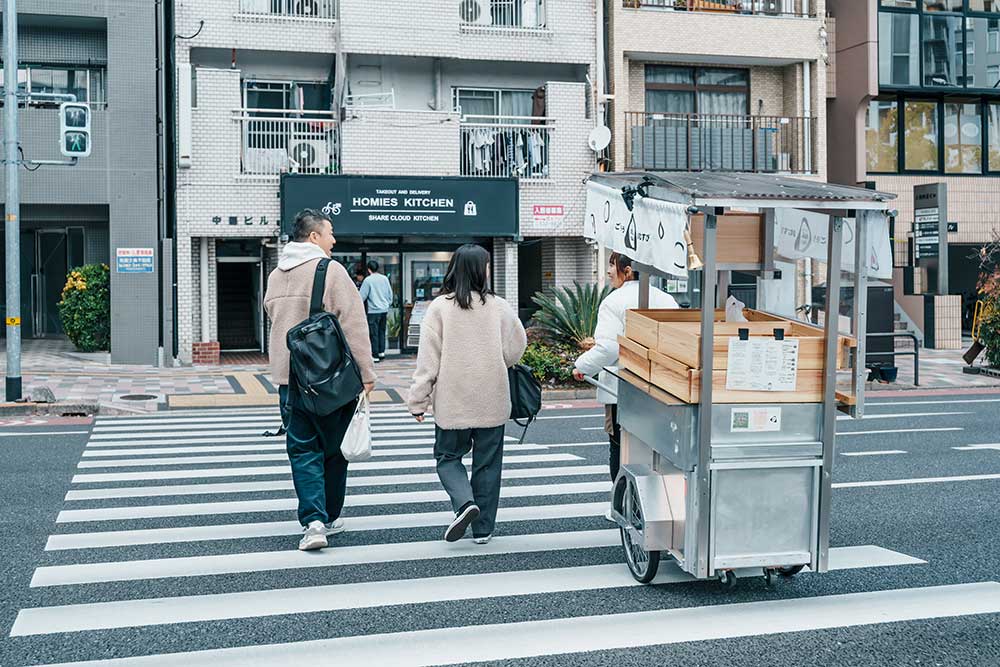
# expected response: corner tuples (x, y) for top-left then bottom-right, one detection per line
(119, 394), (158, 401)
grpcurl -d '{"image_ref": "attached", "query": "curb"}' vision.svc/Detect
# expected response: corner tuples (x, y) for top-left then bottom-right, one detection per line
(0, 402), (99, 417)
(541, 388), (597, 400)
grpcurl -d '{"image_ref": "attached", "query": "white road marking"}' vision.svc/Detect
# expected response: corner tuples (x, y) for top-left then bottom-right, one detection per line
(533, 413), (604, 420)
(71, 453), (583, 484)
(91, 417), (430, 432)
(85, 435), (439, 448)
(46, 502), (610, 551)
(64, 465), (608, 501)
(88, 426), (432, 441)
(952, 444), (1000, 451)
(0, 431), (90, 437)
(31, 583), (1000, 664)
(836, 411), (971, 421)
(837, 427), (963, 436)
(11, 546), (924, 635)
(868, 398), (1000, 406)
(31, 529), (621, 587)
(835, 472), (1000, 488)
(841, 450), (907, 457)
(55, 480), (608, 523)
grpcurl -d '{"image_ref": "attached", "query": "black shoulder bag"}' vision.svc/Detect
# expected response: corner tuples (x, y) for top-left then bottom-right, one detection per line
(509, 364), (542, 444)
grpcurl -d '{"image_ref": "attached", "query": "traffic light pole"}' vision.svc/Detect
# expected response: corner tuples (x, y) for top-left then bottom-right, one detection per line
(4, 0), (22, 402)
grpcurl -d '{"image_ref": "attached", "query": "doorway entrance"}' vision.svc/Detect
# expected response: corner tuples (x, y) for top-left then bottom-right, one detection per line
(216, 241), (264, 352)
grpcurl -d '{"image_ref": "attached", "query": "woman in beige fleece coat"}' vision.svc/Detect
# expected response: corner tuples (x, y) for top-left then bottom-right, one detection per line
(408, 244), (527, 545)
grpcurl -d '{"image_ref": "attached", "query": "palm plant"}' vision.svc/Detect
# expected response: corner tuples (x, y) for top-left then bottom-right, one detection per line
(530, 282), (613, 349)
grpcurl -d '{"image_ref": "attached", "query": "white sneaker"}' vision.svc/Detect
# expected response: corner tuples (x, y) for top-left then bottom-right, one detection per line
(604, 509), (615, 522)
(324, 518), (346, 536)
(473, 534), (493, 545)
(298, 520), (328, 551)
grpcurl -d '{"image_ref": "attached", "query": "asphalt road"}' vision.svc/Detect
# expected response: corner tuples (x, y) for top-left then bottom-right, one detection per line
(1, 392), (999, 666)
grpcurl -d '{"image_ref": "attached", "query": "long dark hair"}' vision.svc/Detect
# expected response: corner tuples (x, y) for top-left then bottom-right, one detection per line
(440, 244), (493, 310)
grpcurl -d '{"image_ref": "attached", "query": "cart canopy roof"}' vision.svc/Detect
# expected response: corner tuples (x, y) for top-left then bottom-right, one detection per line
(588, 172), (896, 211)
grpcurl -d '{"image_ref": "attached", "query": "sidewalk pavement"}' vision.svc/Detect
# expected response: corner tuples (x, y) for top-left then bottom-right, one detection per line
(1, 336), (998, 414)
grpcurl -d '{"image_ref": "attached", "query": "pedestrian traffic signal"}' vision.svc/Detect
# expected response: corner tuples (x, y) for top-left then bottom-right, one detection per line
(59, 102), (91, 158)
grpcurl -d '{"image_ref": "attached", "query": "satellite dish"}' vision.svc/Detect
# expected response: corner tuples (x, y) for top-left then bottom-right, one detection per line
(588, 125), (611, 152)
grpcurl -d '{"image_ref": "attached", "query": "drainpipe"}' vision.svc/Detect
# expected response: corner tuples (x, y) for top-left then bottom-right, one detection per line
(200, 237), (211, 342)
(433, 58), (443, 111)
(802, 60), (812, 174)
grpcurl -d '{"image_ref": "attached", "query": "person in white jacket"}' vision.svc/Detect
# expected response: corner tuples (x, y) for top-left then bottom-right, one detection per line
(572, 252), (677, 500)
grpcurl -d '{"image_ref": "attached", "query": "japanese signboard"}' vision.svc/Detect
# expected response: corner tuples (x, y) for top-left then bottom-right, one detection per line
(115, 248), (154, 274)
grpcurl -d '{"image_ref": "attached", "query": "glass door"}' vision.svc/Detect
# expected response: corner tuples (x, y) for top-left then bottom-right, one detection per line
(36, 231), (68, 336)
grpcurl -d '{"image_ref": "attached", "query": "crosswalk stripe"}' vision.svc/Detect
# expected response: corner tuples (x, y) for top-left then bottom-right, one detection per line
(79, 440), (543, 456)
(30, 529), (621, 587)
(836, 411), (972, 421)
(95, 405), (410, 421)
(842, 450), (907, 457)
(84, 435), (441, 448)
(834, 472), (1000, 488)
(46, 502), (611, 551)
(837, 427), (963, 436)
(953, 443), (1000, 451)
(10, 546), (924, 636)
(71, 454), (583, 484)
(76, 444), (549, 466)
(89, 427), (433, 441)
(32, 582), (1000, 665)
(55, 480), (609, 523)
(64, 465), (609, 501)
(91, 418), (431, 433)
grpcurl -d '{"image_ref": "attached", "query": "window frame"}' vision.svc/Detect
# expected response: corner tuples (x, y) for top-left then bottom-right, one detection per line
(643, 65), (751, 116)
(0, 64), (106, 107)
(451, 87), (536, 119)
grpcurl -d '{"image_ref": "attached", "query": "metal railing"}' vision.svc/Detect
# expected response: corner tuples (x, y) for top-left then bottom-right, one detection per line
(460, 115), (551, 179)
(234, 109), (340, 176)
(237, 0), (337, 20)
(459, 0), (547, 29)
(623, 0), (812, 17)
(867, 332), (920, 386)
(344, 90), (396, 110)
(625, 111), (814, 173)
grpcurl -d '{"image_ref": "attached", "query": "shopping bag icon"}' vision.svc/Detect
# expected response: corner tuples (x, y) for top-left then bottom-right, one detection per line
(464, 201), (478, 216)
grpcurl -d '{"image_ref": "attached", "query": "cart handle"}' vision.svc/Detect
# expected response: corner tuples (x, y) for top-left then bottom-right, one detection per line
(583, 374), (618, 399)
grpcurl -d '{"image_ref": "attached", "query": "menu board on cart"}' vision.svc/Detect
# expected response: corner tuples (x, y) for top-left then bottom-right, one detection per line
(725, 338), (800, 392)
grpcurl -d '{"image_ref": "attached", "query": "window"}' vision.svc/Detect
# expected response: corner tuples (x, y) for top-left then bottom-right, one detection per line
(970, 0), (1000, 11)
(881, 0), (917, 6)
(904, 99), (939, 169)
(990, 65), (1000, 85)
(944, 100), (982, 172)
(866, 99), (899, 172)
(880, 12), (920, 86)
(923, 15), (963, 86)
(644, 65), (749, 116)
(0, 65), (104, 105)
(923, 0), (962, 10)
(243, 80), (331, 112)
(989, 19), (1000, 53)
(989, 102), (1000, 169)
(453, 88), (534, 118)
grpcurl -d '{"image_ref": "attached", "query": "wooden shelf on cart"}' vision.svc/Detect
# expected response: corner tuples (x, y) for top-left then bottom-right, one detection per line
(689, 213), (764, 266)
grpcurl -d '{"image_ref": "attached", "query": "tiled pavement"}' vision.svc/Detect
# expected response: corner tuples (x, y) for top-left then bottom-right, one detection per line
(1, 336), (998, 413)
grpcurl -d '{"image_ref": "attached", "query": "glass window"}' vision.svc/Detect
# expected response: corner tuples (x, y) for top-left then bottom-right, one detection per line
(879, 12), (920, 86)
(696, 69), (748, 87)
(644, 65), (747, 116)
(923, 15), (963, 86)
(989, 19), (1000, 53)
(924, 0), (963, 9)
(904, 99), (939, 170)
(944, 101), (982, 173)
(89, 69), (105, 105)
(881, 0), (916, 6)
(988, 103), (1000, 170)
(970, 0), (1000, 11)
(646, 65), (694, 85)
(866, 99), (899, 172)
(297, 83), (331, 111)
(989, 64), (1000, 84)
(646, 89), (694, 114)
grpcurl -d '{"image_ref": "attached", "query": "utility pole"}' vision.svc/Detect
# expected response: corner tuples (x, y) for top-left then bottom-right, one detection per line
(3, 0), (21, 402)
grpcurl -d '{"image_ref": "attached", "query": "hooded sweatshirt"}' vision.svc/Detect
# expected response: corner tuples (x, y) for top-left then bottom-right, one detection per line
(264, 242), (377, 387)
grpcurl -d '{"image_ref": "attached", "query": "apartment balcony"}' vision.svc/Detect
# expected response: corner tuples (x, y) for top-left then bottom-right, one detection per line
(623, 0), (812, 18)
(459, 0), (548, 32)
(236, 110), (340, 177)
(236, 0), (338, 21)
(460, 116), (552, 180)
(625, 111), (815, 174)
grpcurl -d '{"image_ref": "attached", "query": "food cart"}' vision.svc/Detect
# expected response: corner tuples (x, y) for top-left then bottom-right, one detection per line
(583, 172), (897, 586)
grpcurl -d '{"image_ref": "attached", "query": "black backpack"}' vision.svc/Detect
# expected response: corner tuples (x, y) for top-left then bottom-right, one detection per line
(286, 259), (364, 416)
(509, 364), (542, 444)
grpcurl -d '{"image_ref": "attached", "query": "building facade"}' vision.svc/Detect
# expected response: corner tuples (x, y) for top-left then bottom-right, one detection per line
(0, 0), (163, 364)
(827, 0), (999, 348)
(173, 0), (599, 363)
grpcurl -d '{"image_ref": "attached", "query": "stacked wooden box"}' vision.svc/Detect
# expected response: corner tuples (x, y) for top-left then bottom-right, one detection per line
(619, 309), (855, 404)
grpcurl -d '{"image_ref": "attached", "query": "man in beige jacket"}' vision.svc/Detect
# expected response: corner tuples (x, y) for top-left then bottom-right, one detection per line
(264, 209), (376, 551)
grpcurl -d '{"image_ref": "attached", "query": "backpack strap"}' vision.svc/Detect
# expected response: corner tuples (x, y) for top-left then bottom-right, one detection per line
(309, 258), (331, 316)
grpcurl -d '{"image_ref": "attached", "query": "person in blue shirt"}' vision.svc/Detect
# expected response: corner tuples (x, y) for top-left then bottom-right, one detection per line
(359, 260), (394, 362)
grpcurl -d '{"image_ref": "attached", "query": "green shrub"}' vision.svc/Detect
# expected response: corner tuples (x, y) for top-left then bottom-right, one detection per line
(521, 341), (581, 387)
(530, 282), (612, 349)
(58, 263), (110, 352)
(982, 306), (1000, 368)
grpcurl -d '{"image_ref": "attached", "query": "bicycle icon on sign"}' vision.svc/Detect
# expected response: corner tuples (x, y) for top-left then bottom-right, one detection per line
(322, 201), (342, 216)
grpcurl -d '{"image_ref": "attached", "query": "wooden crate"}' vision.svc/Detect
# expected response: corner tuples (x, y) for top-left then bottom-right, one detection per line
(649, 350), (825, 404)
(689, 213), (763, 266)
(618, 336), (652, 381)
(625, 308), (784, 350)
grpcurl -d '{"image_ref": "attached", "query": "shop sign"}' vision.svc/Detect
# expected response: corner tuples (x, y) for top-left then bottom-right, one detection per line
(280, 175), (519, 237)
(116, 248), (154, 273)
(211, 215), (273, 227)
(532, 204), (566, 229)
(773, 209), (893, 280)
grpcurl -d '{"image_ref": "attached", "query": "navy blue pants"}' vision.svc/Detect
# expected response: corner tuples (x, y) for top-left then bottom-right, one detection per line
(279, 385), (357, 526)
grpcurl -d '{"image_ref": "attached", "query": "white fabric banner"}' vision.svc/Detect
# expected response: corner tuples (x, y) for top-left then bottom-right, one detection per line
(774, 209), (893, 279)
(584, 182), (689, 278)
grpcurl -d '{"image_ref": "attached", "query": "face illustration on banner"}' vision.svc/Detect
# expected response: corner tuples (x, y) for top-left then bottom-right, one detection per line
(624, 214), (637, 251)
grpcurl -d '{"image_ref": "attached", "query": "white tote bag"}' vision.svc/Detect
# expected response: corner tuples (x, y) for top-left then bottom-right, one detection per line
(340, 394), (372, 462)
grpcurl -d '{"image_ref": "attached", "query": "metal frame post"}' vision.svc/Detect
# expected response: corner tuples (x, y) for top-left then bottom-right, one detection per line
(816, 214), (844, 573)
(851, 212), (870, 418)
(4, 0), (22, 401)
(694, 209), (719, 579)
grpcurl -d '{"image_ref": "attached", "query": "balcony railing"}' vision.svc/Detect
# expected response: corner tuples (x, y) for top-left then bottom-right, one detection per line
(235, 109), (340, 176)
(460, 115), (551, 179)
(626, 111), (814, 173)
(459, 0), (547, 29)
(623, 0), (813, 18)
(237, 0), (337, 21)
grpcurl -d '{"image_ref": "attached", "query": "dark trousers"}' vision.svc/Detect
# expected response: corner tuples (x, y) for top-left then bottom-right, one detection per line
(367, 312), (388, 356)
(279, 385), (357, 526)
(607, 404), (621, 482)
(434, 425), (506, 538)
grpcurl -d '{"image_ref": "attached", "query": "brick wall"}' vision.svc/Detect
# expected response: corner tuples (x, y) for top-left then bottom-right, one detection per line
(341, 110), (461, 176)
(176, 0), (337, 57)
(494, 239), (520, 312)
(872, 175), (1000, 246)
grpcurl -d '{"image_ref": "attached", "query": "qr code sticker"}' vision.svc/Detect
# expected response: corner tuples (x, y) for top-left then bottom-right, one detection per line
(731, 410), (750, 430)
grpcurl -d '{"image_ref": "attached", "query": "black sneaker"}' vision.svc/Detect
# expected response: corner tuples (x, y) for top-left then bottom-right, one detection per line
(444, 503), (480, 542)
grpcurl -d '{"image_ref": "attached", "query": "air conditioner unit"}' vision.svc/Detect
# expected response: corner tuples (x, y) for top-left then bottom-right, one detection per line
(459, 0), (492, 25)
(294, 0), (335, 17)
(522, 0), (539, 27)
(241, 0), (270, 13)
(288, 132), (330, 173)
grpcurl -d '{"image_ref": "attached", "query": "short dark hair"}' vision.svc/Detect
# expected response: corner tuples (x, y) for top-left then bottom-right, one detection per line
(440, 244), (493, 310)
(291, 209), (332, 242)
(367, 259), (380, 273)
(609, 251), (636, 278)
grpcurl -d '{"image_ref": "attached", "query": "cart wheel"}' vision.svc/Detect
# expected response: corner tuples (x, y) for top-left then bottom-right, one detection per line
(719, 570), (737, 589)
(764, 568), (775, 587)
(617, 477), (660, 584)
(778, 565), (805, 577)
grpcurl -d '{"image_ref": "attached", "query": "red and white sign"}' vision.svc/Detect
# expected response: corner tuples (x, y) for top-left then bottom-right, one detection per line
(532, 204), (566, 228)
